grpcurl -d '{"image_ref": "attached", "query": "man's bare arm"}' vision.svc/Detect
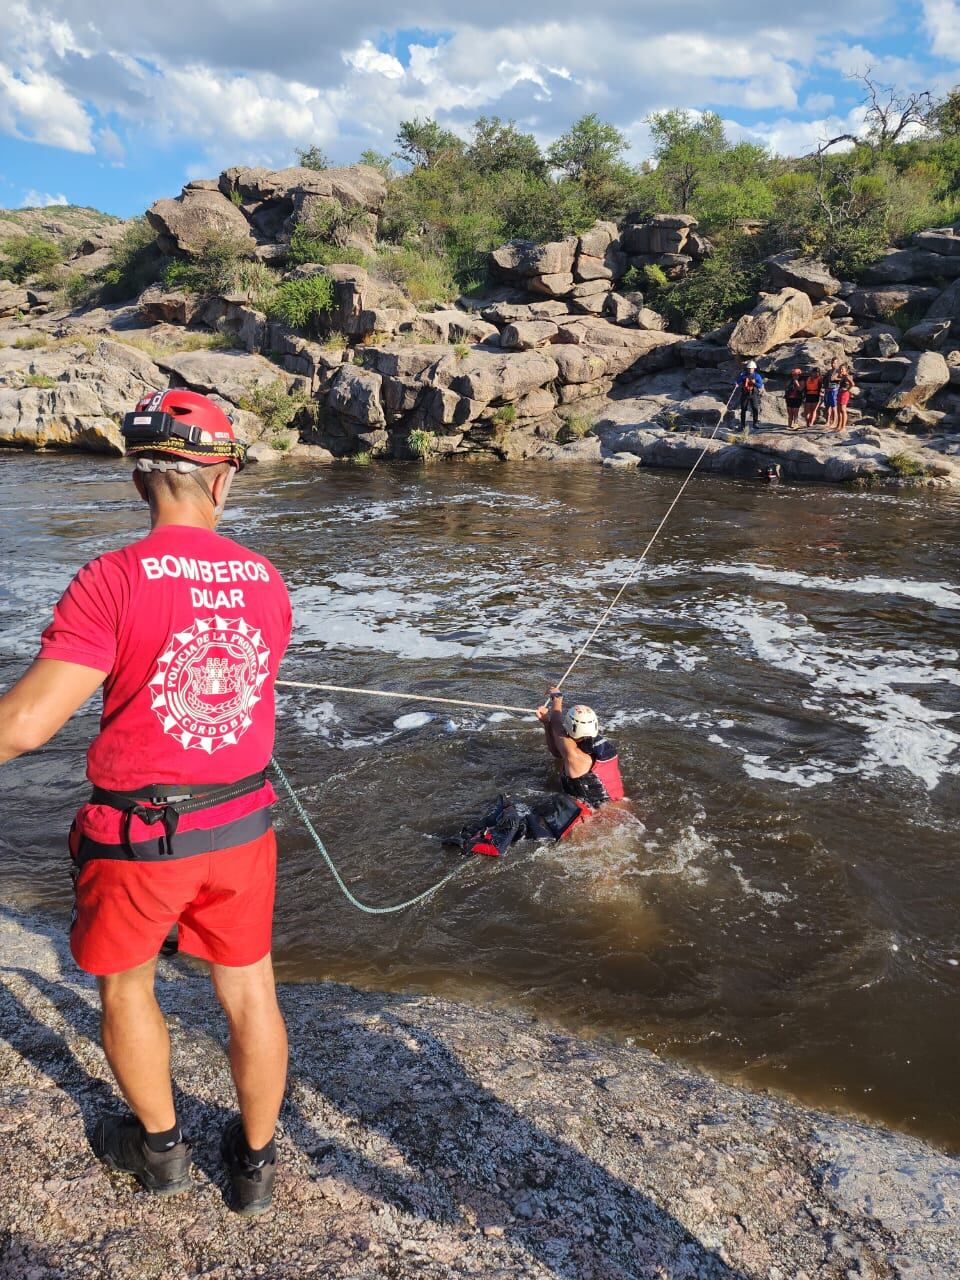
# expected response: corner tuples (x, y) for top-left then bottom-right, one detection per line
(0, 659), (107, 764)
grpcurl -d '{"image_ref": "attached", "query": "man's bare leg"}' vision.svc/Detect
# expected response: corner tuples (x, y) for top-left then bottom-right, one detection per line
(211, 953), (288, 1148)
(99, 956), (177, 1133)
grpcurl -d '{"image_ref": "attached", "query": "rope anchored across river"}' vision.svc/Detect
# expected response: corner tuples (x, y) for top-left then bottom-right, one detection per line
(274, 385), (740, 912)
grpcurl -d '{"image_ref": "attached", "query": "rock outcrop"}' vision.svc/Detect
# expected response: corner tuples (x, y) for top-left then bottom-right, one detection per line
(728, 289), (814, 357)
(146, 188), (256, 255)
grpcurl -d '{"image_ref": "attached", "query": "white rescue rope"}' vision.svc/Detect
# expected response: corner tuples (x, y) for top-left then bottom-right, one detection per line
(555, 383), (740, 688)
(276, 680), (536, 715)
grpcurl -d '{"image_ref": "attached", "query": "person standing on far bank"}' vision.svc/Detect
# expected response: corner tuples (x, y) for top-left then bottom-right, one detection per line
(735, 361), (765, 432)
(0, 389), (292, 1215)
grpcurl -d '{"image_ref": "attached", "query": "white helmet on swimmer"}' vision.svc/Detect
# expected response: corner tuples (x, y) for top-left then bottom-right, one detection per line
(746, 360), (758, 370)
(562, 704), (600, 741)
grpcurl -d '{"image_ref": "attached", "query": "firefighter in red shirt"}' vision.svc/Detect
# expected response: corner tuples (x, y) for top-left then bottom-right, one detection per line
(0, 390), (291, 1215)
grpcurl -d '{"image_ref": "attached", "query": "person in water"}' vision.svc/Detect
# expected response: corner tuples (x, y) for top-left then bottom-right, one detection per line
(453, 689), (625, 858)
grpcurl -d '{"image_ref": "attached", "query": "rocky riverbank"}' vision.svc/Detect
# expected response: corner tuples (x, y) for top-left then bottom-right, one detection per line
(2, 167), (960, 485)
(1, 903), (957, 1280)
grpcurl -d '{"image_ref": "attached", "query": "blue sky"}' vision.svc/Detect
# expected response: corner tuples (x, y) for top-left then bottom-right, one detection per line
(0, 0), (957, 218)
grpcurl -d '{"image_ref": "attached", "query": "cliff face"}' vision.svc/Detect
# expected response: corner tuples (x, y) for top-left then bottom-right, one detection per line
(2, 169), (960, 485)
(2, 904), (958, 1279)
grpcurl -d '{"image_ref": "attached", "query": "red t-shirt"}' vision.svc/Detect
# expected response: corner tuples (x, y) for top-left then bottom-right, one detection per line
(39, 524), (292, 844)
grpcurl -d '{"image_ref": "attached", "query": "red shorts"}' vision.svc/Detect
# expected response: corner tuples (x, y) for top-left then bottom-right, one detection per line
(69, 827), (277, 976)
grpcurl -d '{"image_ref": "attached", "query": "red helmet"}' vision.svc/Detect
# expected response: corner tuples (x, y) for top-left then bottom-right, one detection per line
(122, 388), (246, 470)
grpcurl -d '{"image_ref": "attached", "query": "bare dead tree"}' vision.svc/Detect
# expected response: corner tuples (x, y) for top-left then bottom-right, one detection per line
(811, 69), (935, 157)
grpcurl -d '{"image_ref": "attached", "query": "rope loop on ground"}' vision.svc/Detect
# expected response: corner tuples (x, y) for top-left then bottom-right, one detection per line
(270, 755), (471, 915)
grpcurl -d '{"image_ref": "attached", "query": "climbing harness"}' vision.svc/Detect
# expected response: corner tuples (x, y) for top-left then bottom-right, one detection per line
(554, 382), (740, 688)
(270, 755), (473, 913)
(275, 680), (536, 716)
(274, 384), (741, 911)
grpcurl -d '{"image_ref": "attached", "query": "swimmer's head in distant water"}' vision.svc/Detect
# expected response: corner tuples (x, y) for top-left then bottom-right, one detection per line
(562, 704), (600, 741)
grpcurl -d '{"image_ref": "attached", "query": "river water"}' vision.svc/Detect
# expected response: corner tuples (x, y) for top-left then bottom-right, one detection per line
(1, 453), (959, 1150)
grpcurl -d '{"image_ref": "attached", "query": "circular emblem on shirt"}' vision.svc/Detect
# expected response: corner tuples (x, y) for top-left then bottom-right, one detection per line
(148, 615), (271, 754)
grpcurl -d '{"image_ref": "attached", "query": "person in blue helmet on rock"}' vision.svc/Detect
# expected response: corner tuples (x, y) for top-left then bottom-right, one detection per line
(735, 361), (765, 432)
(448, 689), (625, 858)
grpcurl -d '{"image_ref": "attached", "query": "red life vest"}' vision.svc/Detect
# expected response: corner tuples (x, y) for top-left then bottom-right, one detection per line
(805, 374), (822, 396)
(562, 738), (625, 808)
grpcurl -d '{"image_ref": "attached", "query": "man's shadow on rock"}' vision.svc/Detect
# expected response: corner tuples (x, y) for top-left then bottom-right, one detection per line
(278, 994), (749, 1280)
(0, 905), (235, 1188)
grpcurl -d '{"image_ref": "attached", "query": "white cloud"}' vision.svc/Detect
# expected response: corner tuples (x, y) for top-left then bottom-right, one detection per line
(923, 0), (960, 59)
(0, 0), (930, 178)
(344, 41), (405, 80)
(21, 188), (69, 207)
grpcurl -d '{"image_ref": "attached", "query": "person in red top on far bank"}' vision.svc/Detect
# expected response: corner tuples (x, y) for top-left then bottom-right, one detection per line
(0, 389), (292, 1216)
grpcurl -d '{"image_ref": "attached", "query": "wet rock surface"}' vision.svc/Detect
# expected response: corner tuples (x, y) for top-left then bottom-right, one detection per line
(0, 906), (957, 1280)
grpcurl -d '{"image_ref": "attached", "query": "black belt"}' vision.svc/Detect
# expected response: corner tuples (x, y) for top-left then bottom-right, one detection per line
(86, 771), (268, 861)
(73, 806), (272, 868)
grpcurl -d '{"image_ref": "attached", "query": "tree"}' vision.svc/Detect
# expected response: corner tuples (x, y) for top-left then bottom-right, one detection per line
(360, 148), (392, 176)
(394, 117), (463, 169)
(931, 86), (960, 138)
(466, 117), (546, 177)
(547, 113), (630, 181)
(817, 71), (934, 155)
(296, 145), (330, 171)
(646, 110), (728, 212)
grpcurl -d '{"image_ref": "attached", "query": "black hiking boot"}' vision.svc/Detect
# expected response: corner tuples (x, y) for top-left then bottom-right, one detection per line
(221, 1117), (276, 1216)
(92, 1113), (192, 1195)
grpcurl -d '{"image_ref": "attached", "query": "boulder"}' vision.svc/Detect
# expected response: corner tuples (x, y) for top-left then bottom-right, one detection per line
(886, 351), (950, 410)
(903, 319), (952, 350)
(603, 292), (641, 326)
(526, 273), (575, 298)
(762, 337), (848, 376)
(636, 308), (667, 332)
(728, 289), (814, 357)
(431, 348), (560, 407)
(218, 164), (387, 213)
(574, 252), (627, 282)
(551, 345), (610, 385)
(399, 310), (497, 345)
(514, 387), (558, 419)
(137, 287), (205, 326)
(154, 349), (292, 405)
(500, 321), (559, 350)
(850, 357), (912, 384)
(325, 364), (386, 426)
(764, 252), (841, 300)
(876, 332), (900, 357)
(577, 221), (619, 259)
(245, 441), (283, 464)
(862, 249), (960, 284)
(0, 337), (161, 454)
(846, 285), (940, 321)
(146, 188), (255, 255)
(480, 300), (569, 325)
(913, 230), (960, 257)
(0, 283), (30, 316)
(621, 214), (696, 256)
(923, 279), (960, 335)
(686, 231), (714, 261)
(490, 238), (578, 280)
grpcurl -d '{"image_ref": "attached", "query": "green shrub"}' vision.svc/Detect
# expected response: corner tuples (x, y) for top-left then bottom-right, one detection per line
(229, 189), (244, 207)
(98, 217), (164, 302)
(378, 246), (457, 303)
(63, 272), (99, 308)
(287, 201), (368, 268)
(266, 273), (334, 332)
(0, 235), (61, 283)
(238, 379), (314, 436)
(351, 450), (372, 465)
(408, 428), (434, 458)
(492, 403), (517, 427)
(322, 331), (349, 350)
(452, 341), (470, 360)
(297, 145), (329, 171)
(13, 333), (49, 349)
(163, 231), (253, 294)
(650, 234), (763, 335)
(22, 373), (57, 388)
(117, 331), (237, 359)
(886, 451), (927, 479)
(560, 410), (596, 440)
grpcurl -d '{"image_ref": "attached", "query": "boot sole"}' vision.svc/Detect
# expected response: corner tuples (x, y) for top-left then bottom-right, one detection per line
(100, 1152), (192, 1196)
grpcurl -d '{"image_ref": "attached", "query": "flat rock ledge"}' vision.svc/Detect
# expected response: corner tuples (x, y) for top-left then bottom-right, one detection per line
(1, 906), (957, 1280)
